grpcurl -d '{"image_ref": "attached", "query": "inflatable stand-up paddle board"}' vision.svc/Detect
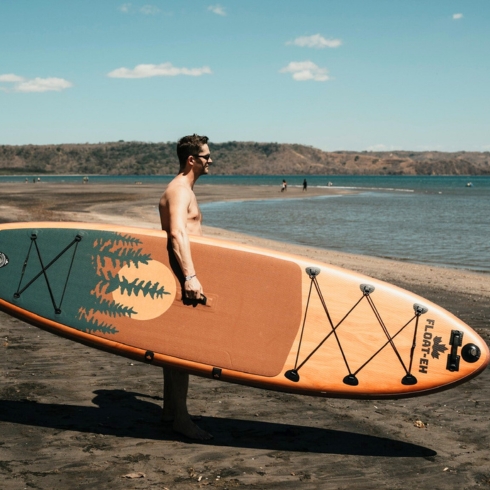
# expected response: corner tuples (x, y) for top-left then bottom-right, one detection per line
(0, 222), (488, 399)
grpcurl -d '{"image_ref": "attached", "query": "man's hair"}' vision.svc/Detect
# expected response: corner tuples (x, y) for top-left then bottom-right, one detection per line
(177, 134), (209, 171)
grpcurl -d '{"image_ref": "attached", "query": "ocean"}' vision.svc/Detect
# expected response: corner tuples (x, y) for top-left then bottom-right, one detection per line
(1, 174), (489, 272)
(200, 175), (490, 273)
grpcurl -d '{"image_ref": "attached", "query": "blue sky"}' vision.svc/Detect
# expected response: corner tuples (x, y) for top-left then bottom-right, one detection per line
(1, 0), (489, 151)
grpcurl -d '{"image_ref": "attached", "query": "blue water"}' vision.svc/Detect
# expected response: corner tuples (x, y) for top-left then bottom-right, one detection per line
(199, 175), (490, 273)
(1, 174), (489, 272)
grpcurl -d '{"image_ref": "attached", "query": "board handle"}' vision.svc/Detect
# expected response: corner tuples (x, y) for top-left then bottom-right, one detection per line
(175, 291), (215, 308)
(190, 294), (214, 308)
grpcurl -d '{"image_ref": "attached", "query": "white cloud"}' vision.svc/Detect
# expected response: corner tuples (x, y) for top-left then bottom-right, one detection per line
(107, 63), (212, 79)
(287, 34), (342, 49)
(0, 74), (72, 92)
(280, 61), (330, 82)
(16, 77), (73, 93)
(208, 4), (226, 16)
(0, 73), (25, 82)
(119, 4), (167, 15)
(140, 4), (160, 15)
(452, 13), (463, 20)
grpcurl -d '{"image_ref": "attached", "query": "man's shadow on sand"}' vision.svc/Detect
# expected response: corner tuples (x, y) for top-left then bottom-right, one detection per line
(0, 389), (436, 457)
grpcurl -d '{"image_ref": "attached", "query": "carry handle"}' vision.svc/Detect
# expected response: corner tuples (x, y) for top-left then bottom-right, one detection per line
(175, 291), (214, 308)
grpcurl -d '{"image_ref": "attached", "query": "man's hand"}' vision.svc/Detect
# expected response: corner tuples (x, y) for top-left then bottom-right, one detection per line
(184, 275), (203, 300)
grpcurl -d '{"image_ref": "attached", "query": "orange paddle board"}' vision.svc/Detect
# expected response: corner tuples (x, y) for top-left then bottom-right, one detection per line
(0, 222), (487, 399)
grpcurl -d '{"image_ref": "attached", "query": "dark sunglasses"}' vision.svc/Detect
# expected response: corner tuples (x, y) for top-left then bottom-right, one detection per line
(193, 153), (211, 162)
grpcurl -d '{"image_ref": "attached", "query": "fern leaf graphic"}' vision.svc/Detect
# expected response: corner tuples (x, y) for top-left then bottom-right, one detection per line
(120, 277), (145, 296)
(112, 234), (142, 247)
(78, 295), (137, 319)
(147, 281), (168, 298)
(103, 270), (170, 299)
(77, 231), (171, 334)
(78, 316), (119, 334)
(92, 248), (151, 270)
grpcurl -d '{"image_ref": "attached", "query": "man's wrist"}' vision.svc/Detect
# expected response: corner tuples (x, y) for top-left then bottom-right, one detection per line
(185, 274), (196, 281)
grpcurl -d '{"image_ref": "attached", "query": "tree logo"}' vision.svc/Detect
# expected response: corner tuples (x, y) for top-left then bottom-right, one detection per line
(76, 233), (175, 334)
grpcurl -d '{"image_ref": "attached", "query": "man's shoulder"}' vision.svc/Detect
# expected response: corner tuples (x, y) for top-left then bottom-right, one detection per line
(162, 177), (195, 203)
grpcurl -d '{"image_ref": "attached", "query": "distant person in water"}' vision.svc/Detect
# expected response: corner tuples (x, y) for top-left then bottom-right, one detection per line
(303, 179), (307, 191)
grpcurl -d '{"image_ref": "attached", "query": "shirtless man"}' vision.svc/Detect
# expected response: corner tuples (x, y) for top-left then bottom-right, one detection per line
(158, 134), (213, 440)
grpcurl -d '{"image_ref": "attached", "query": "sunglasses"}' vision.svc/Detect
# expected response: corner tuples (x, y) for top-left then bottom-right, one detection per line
(193, 153), (211, 162)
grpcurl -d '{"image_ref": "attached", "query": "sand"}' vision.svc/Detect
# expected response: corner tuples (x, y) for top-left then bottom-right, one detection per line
(1, 181), (489, 489)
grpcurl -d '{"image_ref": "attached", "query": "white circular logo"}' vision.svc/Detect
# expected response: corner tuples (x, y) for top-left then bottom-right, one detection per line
(0, 252), (9, 268)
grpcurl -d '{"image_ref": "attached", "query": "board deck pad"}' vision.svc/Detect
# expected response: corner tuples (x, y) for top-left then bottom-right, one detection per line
(0, 222), (488, 399)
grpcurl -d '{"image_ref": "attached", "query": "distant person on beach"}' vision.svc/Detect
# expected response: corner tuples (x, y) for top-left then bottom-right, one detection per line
(303, 179), (307, 191)
(159, 134), (213, 440)
(281, 179), (287, 192)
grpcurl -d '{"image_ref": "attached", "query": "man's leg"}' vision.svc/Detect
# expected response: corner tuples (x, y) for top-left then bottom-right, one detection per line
(162, 367), (212, 440)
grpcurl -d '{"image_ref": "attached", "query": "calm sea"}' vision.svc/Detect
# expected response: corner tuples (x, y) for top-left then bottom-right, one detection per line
(1, 174), (489, 272)
(200, 175), (490, 273)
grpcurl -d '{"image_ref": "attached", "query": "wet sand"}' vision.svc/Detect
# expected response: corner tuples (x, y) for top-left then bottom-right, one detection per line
(1, 182), (489, 489)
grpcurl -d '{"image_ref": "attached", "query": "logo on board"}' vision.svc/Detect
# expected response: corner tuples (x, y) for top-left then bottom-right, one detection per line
(0, 252), (8, 268)
(76, 233), (172, 335)
(431, 336), (448, 359)
(419, 320), (448, 374)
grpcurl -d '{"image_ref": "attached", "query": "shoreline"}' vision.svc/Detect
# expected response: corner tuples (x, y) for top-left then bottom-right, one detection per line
(0, 182), (488, 291)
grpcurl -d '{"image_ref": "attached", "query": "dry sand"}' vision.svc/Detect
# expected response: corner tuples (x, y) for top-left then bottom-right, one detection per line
(1, 181), (489, 489)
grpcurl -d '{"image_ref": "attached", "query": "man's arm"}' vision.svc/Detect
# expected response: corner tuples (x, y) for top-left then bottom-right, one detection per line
(163, 186), (203, 300)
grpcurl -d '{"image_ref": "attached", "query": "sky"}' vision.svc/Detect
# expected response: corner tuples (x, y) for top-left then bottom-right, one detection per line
(1, 0), (489, 152)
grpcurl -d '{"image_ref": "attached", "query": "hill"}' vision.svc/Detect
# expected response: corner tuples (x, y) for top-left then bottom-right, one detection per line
(0, 141), (489, 175)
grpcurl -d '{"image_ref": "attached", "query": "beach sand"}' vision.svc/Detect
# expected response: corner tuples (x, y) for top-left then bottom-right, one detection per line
(1, 182), (489, 489)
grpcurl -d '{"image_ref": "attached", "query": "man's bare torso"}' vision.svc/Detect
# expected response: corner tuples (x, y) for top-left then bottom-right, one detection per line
(159, 177), (203, 237)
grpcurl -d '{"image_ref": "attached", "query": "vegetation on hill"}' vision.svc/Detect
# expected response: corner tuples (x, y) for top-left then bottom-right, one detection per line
(0, 141), (488, 175)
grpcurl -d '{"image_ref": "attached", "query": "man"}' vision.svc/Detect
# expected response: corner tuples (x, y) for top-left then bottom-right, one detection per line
(159, 134), (213, 440)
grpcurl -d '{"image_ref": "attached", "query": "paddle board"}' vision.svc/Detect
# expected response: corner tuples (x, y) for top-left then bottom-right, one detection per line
(0, 222), (487, 399)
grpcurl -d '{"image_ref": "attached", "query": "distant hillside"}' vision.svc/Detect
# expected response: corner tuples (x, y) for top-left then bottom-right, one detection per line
(0, 141), (489, 175)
